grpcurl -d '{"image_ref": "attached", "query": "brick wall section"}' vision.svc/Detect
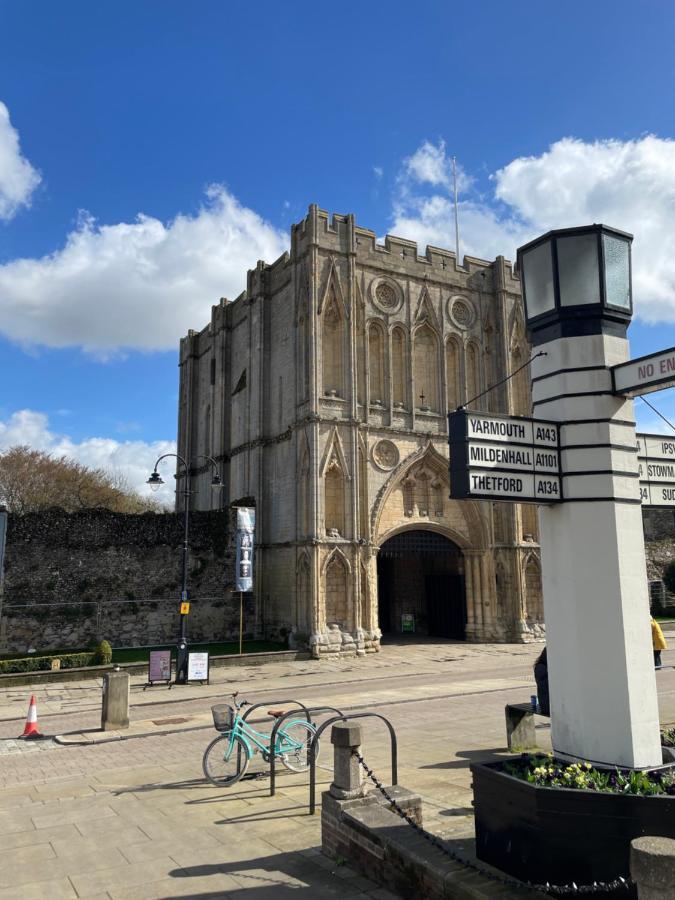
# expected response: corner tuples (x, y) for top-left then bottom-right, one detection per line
(321, 788), (527, 899)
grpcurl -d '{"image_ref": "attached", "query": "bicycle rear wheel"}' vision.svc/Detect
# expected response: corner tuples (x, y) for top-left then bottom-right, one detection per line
(278, 720), (319, 772)
(203, 733), (250, 787)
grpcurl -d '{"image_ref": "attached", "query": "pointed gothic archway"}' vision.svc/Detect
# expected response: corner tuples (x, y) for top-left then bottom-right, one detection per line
(377, 529), (466, 640)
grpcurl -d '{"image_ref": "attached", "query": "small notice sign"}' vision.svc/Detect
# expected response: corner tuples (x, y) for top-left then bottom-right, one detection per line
(187, 652), (209, 684)
(147, 649), (172, 688)
(401, 614), (415, 634)
(180, 602), (190, 615)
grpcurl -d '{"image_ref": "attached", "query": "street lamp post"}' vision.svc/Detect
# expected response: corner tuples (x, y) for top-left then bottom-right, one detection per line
(147, 454), (222, 685)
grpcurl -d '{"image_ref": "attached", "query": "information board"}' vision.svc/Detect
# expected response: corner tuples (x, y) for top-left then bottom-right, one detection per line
(449, 410), (562, 504)
(235, 507), (255, 592)
(401, 614), (415, 634)
(148, 650), (172, 685)
(637, 432), (675, 507)
(187, 651), (209, 683)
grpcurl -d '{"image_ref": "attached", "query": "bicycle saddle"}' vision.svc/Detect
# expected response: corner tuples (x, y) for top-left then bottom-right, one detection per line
(267, 708), (287, 718)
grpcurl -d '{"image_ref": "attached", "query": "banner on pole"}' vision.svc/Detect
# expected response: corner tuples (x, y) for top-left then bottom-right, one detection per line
(235, 507), (255, 592)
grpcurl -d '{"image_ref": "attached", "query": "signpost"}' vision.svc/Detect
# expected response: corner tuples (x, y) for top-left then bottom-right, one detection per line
(449, 410), (562, 504)
(637, 432), (675, 506)
(612, 345), (675, 397)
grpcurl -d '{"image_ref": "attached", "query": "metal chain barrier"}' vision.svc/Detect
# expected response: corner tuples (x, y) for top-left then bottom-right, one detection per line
(352, 749), (633, 897)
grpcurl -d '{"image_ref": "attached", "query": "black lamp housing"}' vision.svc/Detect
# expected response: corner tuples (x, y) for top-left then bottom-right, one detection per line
(516, 224), (633, 346)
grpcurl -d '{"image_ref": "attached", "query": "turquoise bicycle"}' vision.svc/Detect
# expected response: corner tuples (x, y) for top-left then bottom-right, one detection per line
(202, 692), (320, 787)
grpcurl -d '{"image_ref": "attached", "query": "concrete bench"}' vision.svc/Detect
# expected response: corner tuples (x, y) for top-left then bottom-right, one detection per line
(505, 702), (549, 751)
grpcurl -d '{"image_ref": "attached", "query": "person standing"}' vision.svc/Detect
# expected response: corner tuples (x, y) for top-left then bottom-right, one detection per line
(533, 646), (550, 716)
(651, 617), (668, 668)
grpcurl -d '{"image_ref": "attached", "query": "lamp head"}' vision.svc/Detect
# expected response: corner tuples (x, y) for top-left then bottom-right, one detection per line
(147, 471), (164, 492)
(517, 224), (633, 346)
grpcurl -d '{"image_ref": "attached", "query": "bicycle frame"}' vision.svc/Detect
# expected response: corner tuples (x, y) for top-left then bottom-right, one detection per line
(220, 711), (313, 761)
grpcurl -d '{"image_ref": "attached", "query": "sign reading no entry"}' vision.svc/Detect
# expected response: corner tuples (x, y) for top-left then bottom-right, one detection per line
(612, 346), (675, 397)
(449, 410), (562, 504)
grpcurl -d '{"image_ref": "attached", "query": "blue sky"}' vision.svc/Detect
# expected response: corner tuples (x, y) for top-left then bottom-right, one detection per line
(2, 0), (675, 498)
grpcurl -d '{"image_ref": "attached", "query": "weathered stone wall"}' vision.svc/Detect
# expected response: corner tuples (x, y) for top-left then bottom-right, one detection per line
(0, 508), (256, 652)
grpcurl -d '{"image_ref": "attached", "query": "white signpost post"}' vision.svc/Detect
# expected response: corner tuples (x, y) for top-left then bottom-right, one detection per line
(451, 224), (675, 771)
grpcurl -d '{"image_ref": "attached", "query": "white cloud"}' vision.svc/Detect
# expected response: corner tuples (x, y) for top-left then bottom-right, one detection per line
(373, 166), (383, 180)
(391, 136), (675, 323)
(0, 101), (41, 220)
(0, 409), (177, 505)
(0, 185), (287, 354)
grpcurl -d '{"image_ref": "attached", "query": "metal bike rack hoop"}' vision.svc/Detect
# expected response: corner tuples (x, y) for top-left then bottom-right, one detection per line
(268, 705), (344, 797)
(308, 712), (398, 815)
(240, 698), (309, 724)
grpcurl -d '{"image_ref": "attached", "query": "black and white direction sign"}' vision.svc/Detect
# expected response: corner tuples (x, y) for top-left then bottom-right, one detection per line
(449, 410), (562, 504)
(612, 346), (675, 397)
(637, 432), (675, 507)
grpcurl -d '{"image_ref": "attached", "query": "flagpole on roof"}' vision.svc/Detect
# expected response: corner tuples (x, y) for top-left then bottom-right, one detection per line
(452, 155), (461, 267)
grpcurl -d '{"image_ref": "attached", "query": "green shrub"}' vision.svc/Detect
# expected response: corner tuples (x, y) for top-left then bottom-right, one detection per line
(94, 640), (112, 665)
(0, 650), (97, 674)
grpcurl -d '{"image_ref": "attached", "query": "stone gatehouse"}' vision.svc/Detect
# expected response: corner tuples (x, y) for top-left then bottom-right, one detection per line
(177, 205), (543, 656)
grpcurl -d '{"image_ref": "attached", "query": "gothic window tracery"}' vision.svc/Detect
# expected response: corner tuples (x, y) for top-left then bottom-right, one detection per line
(392, 327), (406, 408)
(466, 341), (481, 409)
(324, 456), (345, 536)
(445, 338), (461, 411)
(325, 554), (349, 627)
(368, 323), (385, 404)
(413, 324), (440, 411)
(322, 291), (344, 397)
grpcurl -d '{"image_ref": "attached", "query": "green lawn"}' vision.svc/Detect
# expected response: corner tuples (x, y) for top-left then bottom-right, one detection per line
(112, 640), (286, 663)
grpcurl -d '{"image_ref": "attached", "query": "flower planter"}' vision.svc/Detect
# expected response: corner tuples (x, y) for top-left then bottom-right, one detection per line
(471, 759), (675, 894)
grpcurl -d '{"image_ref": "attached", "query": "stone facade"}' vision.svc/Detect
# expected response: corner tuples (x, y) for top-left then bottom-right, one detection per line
(178, 205), (545, 657)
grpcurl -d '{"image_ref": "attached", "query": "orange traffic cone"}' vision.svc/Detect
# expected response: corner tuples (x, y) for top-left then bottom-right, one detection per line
(19, 694), (42, 739)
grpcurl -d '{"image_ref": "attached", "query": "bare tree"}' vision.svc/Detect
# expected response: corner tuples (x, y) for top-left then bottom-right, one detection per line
(0, 446), (164, 514)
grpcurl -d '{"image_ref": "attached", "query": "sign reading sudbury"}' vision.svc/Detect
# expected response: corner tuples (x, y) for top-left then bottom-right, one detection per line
(637, 432), (675, 507)
(449, 410), (562, 504)
(235, 507), (255, 592)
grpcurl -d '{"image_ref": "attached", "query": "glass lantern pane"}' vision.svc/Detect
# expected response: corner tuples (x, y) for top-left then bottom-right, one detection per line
(521, 240), (555, 318)
(603, 234), (631, 309)
(557, 234), (600, 306)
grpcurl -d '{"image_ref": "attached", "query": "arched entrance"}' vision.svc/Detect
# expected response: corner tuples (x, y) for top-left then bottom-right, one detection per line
(377, 530), (466, 639)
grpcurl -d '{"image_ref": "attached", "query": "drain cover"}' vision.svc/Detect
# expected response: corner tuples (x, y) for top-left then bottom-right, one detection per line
(152, 717), (190, 726)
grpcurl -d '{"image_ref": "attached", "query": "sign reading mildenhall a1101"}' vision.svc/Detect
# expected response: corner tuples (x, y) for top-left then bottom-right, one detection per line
(448, 410), (562, 504)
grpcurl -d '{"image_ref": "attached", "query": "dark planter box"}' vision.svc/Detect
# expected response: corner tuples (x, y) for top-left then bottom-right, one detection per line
(471, 759), (675, 894)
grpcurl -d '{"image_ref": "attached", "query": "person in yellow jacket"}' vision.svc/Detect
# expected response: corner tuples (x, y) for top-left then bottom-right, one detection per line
(651, 617), (668, 668)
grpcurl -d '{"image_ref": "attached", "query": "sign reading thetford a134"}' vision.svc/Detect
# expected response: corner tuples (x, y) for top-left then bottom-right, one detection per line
(612, 346), (675, 397)
(637, 432), (675, 507)
(448, 410), (562, 504)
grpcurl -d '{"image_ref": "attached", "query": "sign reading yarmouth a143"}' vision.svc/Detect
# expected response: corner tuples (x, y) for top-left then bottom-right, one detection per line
(637, 432), (675, 507)
(449, 410), (562, 504)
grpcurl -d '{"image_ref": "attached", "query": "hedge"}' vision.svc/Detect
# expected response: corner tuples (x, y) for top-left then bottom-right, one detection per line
(0, 641), (112, 674)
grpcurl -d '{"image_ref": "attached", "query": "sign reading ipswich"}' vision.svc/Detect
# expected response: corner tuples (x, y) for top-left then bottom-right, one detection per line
(449, 410), (562, 505)
(637, 433), (675, 507)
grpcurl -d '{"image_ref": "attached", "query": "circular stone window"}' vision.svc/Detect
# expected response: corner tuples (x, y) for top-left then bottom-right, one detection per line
(372, 439), (400, 471)
(372, 279), (402, 314)
(448, 297), (475, 329)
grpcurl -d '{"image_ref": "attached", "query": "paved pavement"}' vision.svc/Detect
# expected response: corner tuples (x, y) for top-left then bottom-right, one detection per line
(0, 638), (673, 898)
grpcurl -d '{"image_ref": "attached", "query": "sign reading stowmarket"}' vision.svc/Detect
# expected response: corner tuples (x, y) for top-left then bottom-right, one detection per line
(637, 432), (675, 507)
(449, 410), (562, 504)
(612, 346), (675, 397)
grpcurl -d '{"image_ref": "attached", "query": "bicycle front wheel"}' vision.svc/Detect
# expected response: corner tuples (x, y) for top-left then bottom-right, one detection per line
(278, 720), (319, 772)
(203, 733), (250, 787)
